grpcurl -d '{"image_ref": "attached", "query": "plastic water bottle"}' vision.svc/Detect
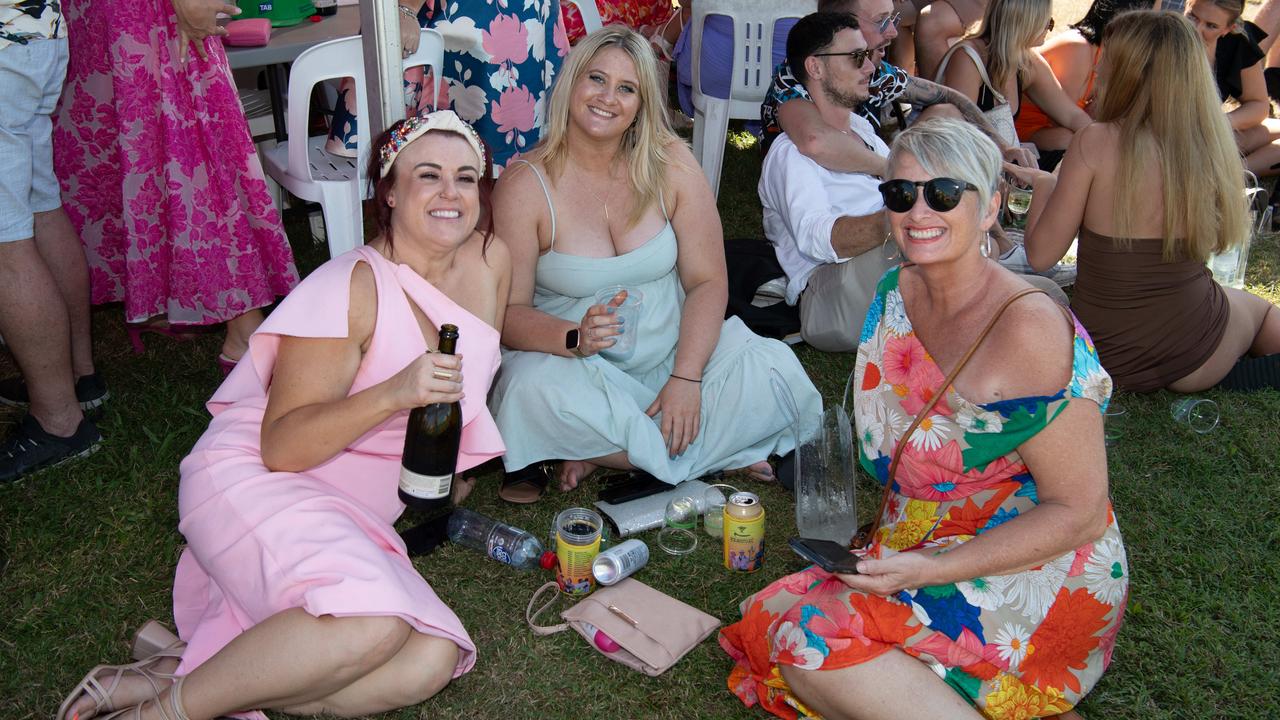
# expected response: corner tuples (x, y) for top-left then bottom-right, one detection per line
(447, 508), (544, 570)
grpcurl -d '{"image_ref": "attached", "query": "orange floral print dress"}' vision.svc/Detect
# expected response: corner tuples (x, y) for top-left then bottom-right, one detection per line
(719, 268), (1129, 719)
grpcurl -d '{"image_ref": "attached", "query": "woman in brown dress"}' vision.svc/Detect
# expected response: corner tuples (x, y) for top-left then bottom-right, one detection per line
(1006, 10), (1279, 392)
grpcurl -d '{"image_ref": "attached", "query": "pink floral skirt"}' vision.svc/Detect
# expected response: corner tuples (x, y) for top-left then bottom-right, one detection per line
(53, 0), (298, 325)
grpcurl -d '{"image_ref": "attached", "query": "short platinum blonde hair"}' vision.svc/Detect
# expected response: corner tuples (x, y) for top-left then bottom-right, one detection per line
(887, 118), (1001, 211)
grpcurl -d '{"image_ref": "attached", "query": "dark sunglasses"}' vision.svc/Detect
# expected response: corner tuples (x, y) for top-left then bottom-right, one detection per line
(878, 178), (979, 213)
(812, 47), (873, 67)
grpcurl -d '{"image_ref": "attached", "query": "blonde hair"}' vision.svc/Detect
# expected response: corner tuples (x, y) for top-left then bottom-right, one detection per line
(970, 0), (1052, 89)
(1204, 0), (1244, 22)
(529, 26), (682, 228)
(888, 118), (1001, 211)
(1097, 10), (1246, 260)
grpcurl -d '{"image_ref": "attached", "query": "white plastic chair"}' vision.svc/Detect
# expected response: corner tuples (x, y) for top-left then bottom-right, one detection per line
(689, 0), (816, 197)
(563, 0), (604, 35)
(262, 29), (444, 258)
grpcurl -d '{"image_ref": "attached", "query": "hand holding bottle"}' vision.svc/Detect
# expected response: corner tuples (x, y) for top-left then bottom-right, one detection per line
(400, 325), (465, 510)
(387, 352), (464, 411)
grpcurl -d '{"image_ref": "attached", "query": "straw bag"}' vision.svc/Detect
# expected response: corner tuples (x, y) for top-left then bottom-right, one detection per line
(526, 578), (720, 676)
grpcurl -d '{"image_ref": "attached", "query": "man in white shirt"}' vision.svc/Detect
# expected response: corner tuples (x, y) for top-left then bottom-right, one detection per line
(760, 12), (897, 352)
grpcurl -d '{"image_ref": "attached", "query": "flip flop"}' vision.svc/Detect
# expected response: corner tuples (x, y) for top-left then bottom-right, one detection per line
(498, 463), (552, 504)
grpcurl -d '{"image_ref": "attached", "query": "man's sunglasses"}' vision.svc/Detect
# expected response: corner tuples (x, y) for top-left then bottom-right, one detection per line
(862, 11), (902, 33)
(878, 178), (979, 213)
(811, 48), (873, 67)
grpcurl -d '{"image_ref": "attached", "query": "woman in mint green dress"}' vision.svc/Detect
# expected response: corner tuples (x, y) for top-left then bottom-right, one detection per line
(491, 27), (820, 494)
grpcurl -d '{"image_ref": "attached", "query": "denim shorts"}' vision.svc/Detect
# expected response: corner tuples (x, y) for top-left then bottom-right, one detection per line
(0, 37), (68, 243)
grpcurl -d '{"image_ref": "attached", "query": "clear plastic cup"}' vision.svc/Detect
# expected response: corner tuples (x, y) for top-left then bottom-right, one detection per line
(1103, 402), (1126, 447)
(1171, 398), (1219, 434)
(702, 485), (737, 538)
(593, 286), (643, 361)
(1006, 185), (1032, 217)
(657, 495), (698, 555)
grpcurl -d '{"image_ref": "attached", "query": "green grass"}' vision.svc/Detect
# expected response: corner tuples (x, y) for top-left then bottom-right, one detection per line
(2, 136), (1279, 720)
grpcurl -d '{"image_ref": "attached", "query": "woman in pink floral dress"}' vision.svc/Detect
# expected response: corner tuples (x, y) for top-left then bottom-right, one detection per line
(53, 0), (299, 368)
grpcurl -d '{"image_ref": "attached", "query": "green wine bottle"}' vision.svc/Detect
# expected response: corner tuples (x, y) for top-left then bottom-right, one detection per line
(398, 324), (461, 510)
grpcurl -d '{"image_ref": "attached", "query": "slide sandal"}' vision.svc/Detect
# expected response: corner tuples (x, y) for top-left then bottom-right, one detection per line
(499, 463), (552, 504)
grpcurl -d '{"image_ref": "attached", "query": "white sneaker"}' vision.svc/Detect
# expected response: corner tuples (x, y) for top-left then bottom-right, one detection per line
(998, 236), (1077, 288)
(751, 277), (788, 307)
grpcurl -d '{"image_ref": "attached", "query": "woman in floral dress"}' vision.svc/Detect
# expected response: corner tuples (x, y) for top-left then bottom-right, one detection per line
(561, 0), (679, 45)
(720, 119), (1127, 720)
(53, 0), (299, 368)
(327, 0), (568, 175)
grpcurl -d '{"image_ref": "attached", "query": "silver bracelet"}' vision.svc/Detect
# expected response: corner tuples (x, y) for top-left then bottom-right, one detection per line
(397, 4), (418, 20)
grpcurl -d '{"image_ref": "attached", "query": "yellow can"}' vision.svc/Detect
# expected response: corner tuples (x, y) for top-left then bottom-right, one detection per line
(723, 492), (765, 572)
(555, 507), (603, 596)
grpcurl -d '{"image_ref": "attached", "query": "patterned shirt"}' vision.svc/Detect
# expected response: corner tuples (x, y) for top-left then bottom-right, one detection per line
(760, 58), (909, 148)
(0, 0), (65, 51)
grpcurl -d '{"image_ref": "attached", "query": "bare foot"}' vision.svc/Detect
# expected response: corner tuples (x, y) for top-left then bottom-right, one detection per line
(557, 460), (598, 491)
(61, 657), (179, 720)
(726, 460), (775, 483)
(451, 476), (476, 505)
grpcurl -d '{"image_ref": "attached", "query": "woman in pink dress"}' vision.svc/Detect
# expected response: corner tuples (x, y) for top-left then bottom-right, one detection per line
(52, 0), (299, 369)
(56, 111), (510, 720)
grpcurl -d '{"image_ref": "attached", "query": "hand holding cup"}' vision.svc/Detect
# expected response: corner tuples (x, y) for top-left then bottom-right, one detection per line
(574, 289), (627, 357)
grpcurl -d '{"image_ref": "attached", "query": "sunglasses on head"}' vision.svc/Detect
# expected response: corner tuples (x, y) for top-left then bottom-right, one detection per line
(878, 178), (979, 213)
(863, 11), (902, 33)
(812, 47), (873, 67)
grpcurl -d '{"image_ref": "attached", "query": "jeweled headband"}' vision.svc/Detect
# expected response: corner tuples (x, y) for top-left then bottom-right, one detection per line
(378, 110), (486, 179)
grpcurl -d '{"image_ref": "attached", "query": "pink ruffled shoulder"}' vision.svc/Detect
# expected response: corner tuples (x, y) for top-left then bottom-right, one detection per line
(208, 246), (504, 472)
(208, 249), (368, 411)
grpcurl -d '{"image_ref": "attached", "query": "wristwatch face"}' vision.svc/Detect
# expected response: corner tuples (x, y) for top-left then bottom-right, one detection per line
(565, 328), (580, 350)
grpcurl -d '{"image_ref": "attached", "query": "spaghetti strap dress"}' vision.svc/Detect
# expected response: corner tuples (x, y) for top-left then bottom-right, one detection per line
(489, 163), (822, 483)
(171, 246), (504, 720)
(720, 267), (1128, 719)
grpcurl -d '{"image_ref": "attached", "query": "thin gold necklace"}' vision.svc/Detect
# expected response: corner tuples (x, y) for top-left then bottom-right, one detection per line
(575, 162), (617, 224)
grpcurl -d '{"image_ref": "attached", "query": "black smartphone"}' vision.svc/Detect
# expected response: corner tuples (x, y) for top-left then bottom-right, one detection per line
(789, 537), (862, 574)
(597, 471), (670, 505)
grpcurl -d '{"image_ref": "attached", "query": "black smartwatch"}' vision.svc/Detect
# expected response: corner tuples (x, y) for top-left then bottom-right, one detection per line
(565, 328), (586, 358)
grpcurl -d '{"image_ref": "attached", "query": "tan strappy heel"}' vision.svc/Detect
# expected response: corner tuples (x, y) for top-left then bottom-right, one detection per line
(130, 620), (183, 662)
(96, 675), (191, 720)
(57, 637), (186, 720)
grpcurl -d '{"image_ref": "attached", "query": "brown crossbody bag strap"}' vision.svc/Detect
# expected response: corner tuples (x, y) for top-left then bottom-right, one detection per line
(850, 287), (1048, 549)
